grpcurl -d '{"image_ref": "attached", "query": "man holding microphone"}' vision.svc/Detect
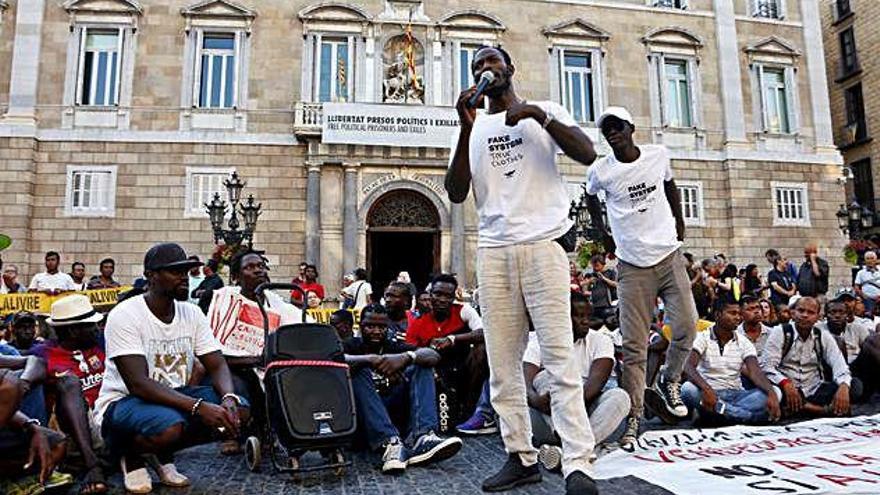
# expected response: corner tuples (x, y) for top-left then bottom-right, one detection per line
(445, 46), (599, 494)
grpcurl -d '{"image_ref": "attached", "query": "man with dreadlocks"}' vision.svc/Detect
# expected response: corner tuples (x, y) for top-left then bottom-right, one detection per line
(206, 249), (305, 454)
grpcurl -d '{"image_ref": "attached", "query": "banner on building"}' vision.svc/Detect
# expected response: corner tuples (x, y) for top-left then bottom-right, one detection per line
(322, 102), (460, 148)
(0, 287), (131, 316)
(594, 414), (880, 494)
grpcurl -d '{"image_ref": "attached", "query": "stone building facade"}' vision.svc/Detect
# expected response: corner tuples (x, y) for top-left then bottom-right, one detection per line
(821, 0), (878, 220)
(0, 0), (848, 300)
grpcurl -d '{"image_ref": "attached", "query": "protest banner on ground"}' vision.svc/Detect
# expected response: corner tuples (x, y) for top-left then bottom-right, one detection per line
(0, 287), (130, 316)
(594, 414), (880, 494)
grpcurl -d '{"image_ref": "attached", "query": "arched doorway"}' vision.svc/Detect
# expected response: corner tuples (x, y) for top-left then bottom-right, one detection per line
(367, 189), (440, 296)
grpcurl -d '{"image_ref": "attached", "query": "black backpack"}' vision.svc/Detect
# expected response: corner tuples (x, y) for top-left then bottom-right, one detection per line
(780, 323), (833, 381)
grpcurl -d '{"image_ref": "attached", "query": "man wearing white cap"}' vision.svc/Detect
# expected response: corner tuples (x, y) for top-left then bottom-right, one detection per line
(584, 107), (697, 448)
(446, 45), (599, 494)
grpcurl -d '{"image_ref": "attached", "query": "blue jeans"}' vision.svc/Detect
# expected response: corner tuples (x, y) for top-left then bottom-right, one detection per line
(681, 382), (769, 424)
(351, 364), (437, 449)
(471, 380), (495, 420)
(102, 386), (248, 456)
(0, 383), (47, 454)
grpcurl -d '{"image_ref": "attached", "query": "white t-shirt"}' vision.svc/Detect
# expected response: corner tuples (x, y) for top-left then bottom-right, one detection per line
(343, 280), (373, 310)
(455, 101), (577, 247)
(816, 320), (872, 364)
(94, 295), (222, 427)
(28, 272), (77, 292)
(692, 326), (757, 391)
(585, 144), (681, 267)
(208, 286), (304, 357)
(855, 267), (880, 300)
(523, 330), (614, 386)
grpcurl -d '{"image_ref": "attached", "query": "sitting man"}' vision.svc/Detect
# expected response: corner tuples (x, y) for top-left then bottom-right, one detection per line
(0, 354), (72, 493)
(329, 309), (355, 341)
(346, 304), (462, 474)
(8, 312), (41, 355)
(736, 295), (773, 359)
(207, 249), (302, 453)
(406, 274), (488, 433)
(760, 297), (855, 418)
(525, 292), (630, 470)
(682, 299), (781, 425)
(819, 298), (880, 402)
(32, 295), (108, 493)
(384, 281), (415, 342)
(95, 243), (249, 493)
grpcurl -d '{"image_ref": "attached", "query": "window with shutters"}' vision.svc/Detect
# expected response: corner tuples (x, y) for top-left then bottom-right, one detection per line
(752, 0), (783, 19)
(762, 68), (789, 133)
(745, 38), (800, 137)
(77, 30), (123, 106)
(663, 59), (693, 128)
(318, 38), (351, 103)
(771, 182), (810, 226)
(844, 83), (867, 143)
(677, 181), (704, 226)
(197, 33), (237, 109)
(185, 167), (234, 217)
(562, 52), (596, 124)
(457, 44), (480, 94)
(65, 166), (117, 217)
(839, 28), (859, 77)
(642, 28), (703, 137)
(543, 19), (609, 125)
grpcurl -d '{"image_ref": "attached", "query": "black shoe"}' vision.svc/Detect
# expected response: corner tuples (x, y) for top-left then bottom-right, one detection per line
(565, 471), (599, 495)
(645, 375), (688, 425)
(407, 431), (462, 466)
(481, 454), (542, 492)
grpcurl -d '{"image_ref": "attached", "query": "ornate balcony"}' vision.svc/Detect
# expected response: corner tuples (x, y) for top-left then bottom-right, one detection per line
(293, 101), (323, 136)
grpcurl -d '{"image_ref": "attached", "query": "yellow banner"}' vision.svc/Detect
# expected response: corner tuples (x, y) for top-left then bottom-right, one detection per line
(0, 286), (131, 316)
(306, 308), (361, 328)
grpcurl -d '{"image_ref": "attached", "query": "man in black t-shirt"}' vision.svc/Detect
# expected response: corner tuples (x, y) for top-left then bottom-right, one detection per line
(767, 257), (796, 306)
(345, 304), (461, 475)
(796, 244), (829, 298)
(586, 254), (617, 322)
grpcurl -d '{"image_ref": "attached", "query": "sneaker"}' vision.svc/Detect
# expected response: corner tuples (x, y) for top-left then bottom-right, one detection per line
(481, 453), (542, 492)
(381, 438), (407, 474)
(652, 374), (689, 418)
(456, 413), (499, 436)
(619, 416), (640, 450)
(537, 444), (563, 473)
(565, 471), (599, 495)
(407, 431), (463, 466)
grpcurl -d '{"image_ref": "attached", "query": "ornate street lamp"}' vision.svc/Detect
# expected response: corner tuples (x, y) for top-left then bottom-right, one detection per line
(205, 172), (262, 249)
(837, 204), (850, 233)
(568, 183), (608, 241)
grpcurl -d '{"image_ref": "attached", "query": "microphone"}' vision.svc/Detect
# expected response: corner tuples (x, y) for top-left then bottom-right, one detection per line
(468, 71), (495, 107)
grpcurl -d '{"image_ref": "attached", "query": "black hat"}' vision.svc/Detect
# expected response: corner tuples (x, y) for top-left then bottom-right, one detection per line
(833, 288), (857, 302)
(144, 243), (203, 272)
(12, 312), (37, 326)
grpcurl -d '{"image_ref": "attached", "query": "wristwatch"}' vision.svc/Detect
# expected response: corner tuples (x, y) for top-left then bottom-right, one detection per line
(24, 418), (40, 432)
(542, 111), (555, 129)
(406, 350), (417, 363)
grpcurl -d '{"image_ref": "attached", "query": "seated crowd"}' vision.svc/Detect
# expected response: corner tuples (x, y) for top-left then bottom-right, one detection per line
(1, 244), (880, 494)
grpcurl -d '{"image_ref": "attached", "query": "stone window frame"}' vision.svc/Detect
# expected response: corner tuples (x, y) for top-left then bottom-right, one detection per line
(298, 3), (371, 103)
(643, 27), (704, 132)
(61, 0), (142, 130)
(676, 180), (705, 227)
(770, 181), (810, 227)
(543, 19), (610, 127)
(436, 10), (506, 106)
(64, 165), (117, 218)
(745, 36), (801, 138)
(179, 0), (256, 133)
(749, 0), (786, 20)
(184, 166), (235, 218)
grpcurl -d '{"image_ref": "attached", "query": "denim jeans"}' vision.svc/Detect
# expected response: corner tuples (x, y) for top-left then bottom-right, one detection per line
(351, 364), (437, 449)
(681, 382), (770, 424)
(478, 240), (594, 477)
(471, 380), (495, 420)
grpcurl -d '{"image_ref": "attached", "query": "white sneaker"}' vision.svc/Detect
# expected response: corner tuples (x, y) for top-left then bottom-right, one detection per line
(381, 438), (407, 474)
(120, 458), (152, 494)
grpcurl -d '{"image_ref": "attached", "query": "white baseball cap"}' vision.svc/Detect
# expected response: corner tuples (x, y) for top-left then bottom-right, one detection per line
(597, 106), (634, 129)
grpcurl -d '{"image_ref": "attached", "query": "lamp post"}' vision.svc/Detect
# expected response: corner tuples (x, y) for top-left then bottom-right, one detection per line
(836, 200), (875, 238)
(204, 171), (262, 249)
(568, 183), (608, 241)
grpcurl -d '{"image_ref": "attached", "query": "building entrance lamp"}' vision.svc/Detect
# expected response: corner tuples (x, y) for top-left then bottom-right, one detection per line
(205, 171), (262, 249)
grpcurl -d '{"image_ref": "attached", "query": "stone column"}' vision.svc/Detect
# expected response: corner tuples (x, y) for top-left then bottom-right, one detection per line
(1, 0), (45, 127)
(451, 202), (465, 282)
(800, 0), (836, 151)
(342, 162), (359, 272)
(713, 0), (747, 146)
(304, 163), (322, 266)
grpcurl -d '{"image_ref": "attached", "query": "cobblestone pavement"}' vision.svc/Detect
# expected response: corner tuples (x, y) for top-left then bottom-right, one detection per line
(88, 399), (879, 495)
